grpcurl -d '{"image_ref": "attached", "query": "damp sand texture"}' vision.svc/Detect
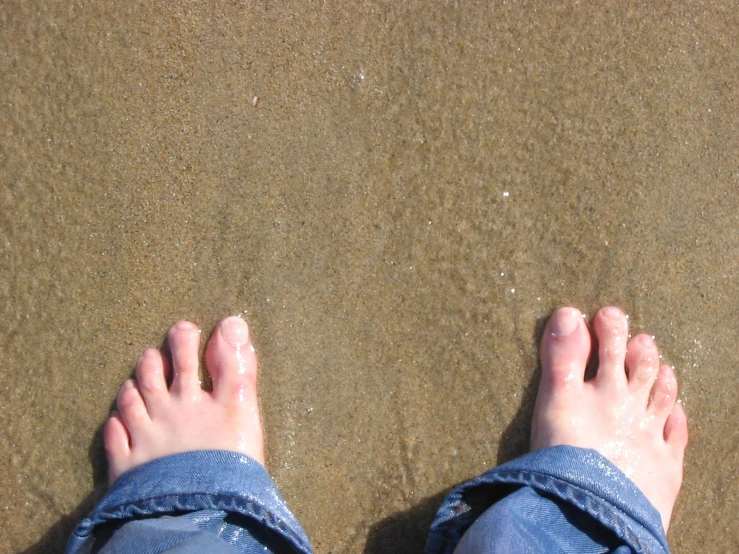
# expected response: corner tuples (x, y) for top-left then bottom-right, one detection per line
(1, 2), (737, 553)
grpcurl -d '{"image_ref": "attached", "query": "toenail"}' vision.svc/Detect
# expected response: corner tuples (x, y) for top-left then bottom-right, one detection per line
(221, 316), (249, 347)
(660, 365), (676, 379)
(549, 309), (580, 337)
(602, 306), (623, 318)
(172, 321), (199, 333)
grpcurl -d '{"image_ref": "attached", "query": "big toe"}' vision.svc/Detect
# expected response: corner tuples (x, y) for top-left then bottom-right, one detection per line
(540, 307), (591, 388)
(205, 316), (259, 403)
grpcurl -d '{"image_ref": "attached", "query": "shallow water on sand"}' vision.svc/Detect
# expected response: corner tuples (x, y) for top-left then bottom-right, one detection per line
(1, 2), (737, 552)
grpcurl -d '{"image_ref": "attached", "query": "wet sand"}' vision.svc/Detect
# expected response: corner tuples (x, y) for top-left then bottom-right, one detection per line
(1, 2), (737, 552)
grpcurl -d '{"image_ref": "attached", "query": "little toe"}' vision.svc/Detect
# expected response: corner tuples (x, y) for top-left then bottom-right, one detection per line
(116, 379), (150, 431)
(168, 321), (203, 397)
(205, 316), (258, 402)
(593, 306), (630, 386)
(648, 365), (679, 419)
(104, 412), (131, 483)
(664, 401), (689, 452)
(135, 348), (168, 408)
(539, 307), (591, 388)
(625, 334), (660, 395)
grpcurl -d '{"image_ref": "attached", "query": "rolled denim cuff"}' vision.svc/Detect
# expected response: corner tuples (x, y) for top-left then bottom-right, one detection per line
(425, 445), (669, 554)
(66, 450), (313, 554)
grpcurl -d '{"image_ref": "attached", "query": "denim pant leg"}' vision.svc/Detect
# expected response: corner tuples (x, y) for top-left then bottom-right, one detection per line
(66, 451), (314, 554)
(426, 446), (671, 554)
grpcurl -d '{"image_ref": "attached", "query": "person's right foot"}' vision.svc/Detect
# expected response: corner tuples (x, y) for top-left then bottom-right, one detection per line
(531, 306), (688, 532)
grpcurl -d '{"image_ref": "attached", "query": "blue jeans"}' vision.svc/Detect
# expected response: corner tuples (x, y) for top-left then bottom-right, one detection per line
(66, 446), (670, 553)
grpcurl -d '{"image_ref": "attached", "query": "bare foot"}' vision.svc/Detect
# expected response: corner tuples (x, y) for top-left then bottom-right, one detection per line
(531, 306), (688, 532)
(103, 317), (264, 484)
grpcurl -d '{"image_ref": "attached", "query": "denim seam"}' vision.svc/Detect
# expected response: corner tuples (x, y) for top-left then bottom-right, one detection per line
(472, 469), (661, 554)
(76, 494), (311, 554)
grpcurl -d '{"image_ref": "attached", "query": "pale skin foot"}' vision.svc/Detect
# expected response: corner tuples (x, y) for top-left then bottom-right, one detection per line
(531, 306), (689, 532)
(103, 317), (265, 484)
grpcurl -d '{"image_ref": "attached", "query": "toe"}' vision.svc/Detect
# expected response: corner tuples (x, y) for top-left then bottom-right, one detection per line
(625, 334), (660, 395)
(648, 365), (679, 419)
(664, 401), (689, 452)
(104, 411), (131, 483)
(593, 306), (629, 386)
(540, 307), (591, 388)
(205, 316), (259, 402)
(135, 348), (168, 409)
(168, 321), (203, 397)
(116, 379), (150, 431)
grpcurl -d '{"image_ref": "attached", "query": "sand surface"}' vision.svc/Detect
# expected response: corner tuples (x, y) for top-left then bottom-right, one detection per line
(1, 2), (737, 552)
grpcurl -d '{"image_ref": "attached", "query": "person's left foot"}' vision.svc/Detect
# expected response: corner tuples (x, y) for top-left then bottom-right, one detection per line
(103, 317), (265, 484)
